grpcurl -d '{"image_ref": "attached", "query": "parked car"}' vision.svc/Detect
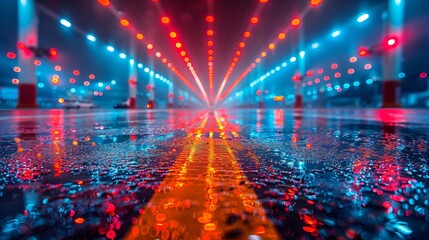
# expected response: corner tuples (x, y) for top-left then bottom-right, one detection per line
(113, 99), (130, 109)
(63, 99), (94, 109)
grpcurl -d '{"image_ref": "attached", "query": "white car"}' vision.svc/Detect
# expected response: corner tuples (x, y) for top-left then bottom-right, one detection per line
(63, 100), (94, 109)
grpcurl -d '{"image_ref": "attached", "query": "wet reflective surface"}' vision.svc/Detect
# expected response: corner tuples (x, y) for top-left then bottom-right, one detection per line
(0, 109), (428, 239)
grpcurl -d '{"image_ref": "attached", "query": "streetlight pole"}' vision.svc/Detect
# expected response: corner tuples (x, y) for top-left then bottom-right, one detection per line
(381, 0), (405, 108)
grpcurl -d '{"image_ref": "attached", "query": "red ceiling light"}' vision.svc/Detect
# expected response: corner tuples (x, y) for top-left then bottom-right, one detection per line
(49, 48), (58, 58)
(120, 18), (130, 27)
(73, 70), (80, 76)
(17, 42), (26, 50)
(206, 15), (214, 23)
(243, 31), (251, 38)
(169, 32), (177, 38)
(250, 17), (259, 24)
(147, 44), (154, 50)
(207, 40), (214, 46)
(206, 30), (214, 36)
(238, 42), (245, 48)
(384, 36), (399, 48)
(310, 0), (322, 6)
(278, 33), (286, 40)
(180, 51), (186, 57)
(358, 46), (369, 57)
(175, 42), (182, 48)
(268, 43), (275, 50)
(161, 17), (170, 24)
(97, 0), (110, 7)
(291, 18), (301, 26)
(6, 52), (16, 59)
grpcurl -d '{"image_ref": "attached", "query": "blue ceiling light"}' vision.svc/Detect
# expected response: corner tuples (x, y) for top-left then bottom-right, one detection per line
(311, 42), (319, 49)
(119, 53), (126, 59)
(331, 30), (341, 38)
(60, 19), (72, 28)
(357, 13), (369, 23)
(106, 46), (115, 52)
(86, 34), (96, 42)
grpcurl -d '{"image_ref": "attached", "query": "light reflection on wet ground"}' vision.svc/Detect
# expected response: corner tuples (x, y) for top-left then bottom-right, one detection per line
(0, 109), (428, 239)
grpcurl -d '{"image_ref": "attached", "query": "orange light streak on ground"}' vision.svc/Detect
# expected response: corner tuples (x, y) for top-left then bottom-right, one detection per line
(125, 112), (279, 240)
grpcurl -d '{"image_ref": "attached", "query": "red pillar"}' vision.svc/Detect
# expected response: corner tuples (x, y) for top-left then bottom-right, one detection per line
(128, 59), (137, 109)
(168, 82), (173, 109)
(294, 94), (303, 108)
(293, 74), (303, 108)
(17, 0), (38, 108)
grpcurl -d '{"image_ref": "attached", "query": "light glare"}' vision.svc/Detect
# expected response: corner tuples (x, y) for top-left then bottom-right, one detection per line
(60, 19), (72, 28)
(357, 13), (369, 23)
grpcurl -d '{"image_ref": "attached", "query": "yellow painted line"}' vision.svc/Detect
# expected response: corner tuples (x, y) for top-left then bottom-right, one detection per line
(125, 112), (279, 240)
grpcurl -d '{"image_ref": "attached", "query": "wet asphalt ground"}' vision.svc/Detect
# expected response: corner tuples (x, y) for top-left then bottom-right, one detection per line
(0, 108), (428, 240)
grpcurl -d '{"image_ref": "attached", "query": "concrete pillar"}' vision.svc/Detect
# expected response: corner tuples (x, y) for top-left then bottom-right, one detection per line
(17, 0), (38, 108)
(128, 59), (137, 109)
(382, 0), (405, 108)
